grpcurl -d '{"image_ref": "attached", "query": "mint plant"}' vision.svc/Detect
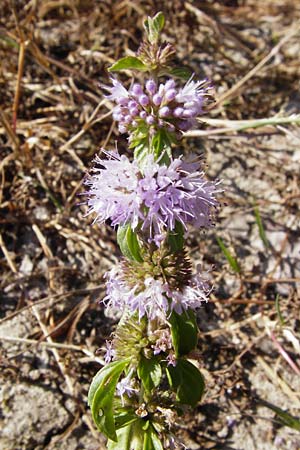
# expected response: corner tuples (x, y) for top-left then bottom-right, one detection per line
(85, 12), (220, 449)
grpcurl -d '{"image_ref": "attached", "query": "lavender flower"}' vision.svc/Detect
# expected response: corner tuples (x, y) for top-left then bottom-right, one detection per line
(104, 340), (115, 364)
(103, 266), (210, 321)
(116, 371), (138, 405)
(102, 76), (210, 136)
(85, 152), (220, 244)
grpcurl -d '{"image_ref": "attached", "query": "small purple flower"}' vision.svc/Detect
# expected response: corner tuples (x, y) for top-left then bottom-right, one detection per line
(152, 329), (172, 355)
(102, 78), (129, 101)
(116, 372), (137, 405)
(85, 152), (220, 243)
(104, 340), (115, 364)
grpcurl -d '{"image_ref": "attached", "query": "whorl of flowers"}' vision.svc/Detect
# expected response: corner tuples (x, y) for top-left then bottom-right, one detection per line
(104, 76), (210, 136)
(85, 151), (220, 244)
(103, 264), (210, 321)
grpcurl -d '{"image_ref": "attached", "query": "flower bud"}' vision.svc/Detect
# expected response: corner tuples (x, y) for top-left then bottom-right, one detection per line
(165, 89), (177, 101)
(159, 106), (170, 118)
(131, 83), (143, 96)
(118, 96), (129, 106)
(173, 107), (184, 117)
(145, 79), (157, 95)
(139, 94), (149, 106)
(140, 111), (147, 119)
(183, 109), (195, 118)
(146, 115), (155, 125)
(153, 93), (163, 106)
(165, 79), (176, 90)
(128, 100), (138, 109)
(129, 107), (139, 116)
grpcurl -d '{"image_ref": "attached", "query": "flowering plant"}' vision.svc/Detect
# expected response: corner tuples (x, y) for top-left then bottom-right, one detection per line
(85, 12), (220, 449)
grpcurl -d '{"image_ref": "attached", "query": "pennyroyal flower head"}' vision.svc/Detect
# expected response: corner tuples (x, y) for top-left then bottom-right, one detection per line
(103, 263), (210, 321)
(85, 151), (220, 244)
(103, 76), (211, 136)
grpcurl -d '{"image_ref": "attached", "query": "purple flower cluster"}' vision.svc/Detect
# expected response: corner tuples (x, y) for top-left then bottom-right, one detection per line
(85, 151), (220, 244)
(103, 266), (210, 321)
(104, 76), (209, 135)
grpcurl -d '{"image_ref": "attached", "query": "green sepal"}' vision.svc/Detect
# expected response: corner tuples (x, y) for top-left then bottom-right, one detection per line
(108, 56), (148, 72)
(88, 359), (130, 441)
(169, 309), (198, 357)
(167, 221), (185, 252)
(143, 12), (165, 44)
(137, 355), (162, 393)
(117, 224), (143, 262)
(166, 359), (205, 407)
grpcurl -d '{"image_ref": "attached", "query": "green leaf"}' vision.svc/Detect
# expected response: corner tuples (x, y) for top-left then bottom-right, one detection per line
(137, 356), (162, 392)
(254, 206), (270, 248)
(258, 399), (300, 431)
(114, 409), (139, 430)
(143, 12), (165, 44)
(169, 67), (193, 81)
(88, 359), (130, 441)
(216, 236), (241, 273)
(108, 422), (144, 450)
(167, 221), (185, 252)
(275, 294), (285, 326)
(166, 359), (205, 407)
(150, 129), (172, 162)
(117, 224), (143, 262)
(143, 425), (164, 450)
(108, 56), (148, 72)
(169, 310), (198, 357)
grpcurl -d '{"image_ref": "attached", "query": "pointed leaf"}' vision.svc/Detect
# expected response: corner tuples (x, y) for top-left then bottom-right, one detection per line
(169, 310), (198, 357)
(151, 129), (172, 162)
(258, 399), (300, 431)
(114, 409), (139, 430)
(117, 224), (143, 262)
(254, 206), (270, 248)
(88, 359), (130, 441)
(143, 12), (165, 44)
(108, 56), (148, 72)
(216, 236), (241, 273)
(169, 67), (193, 80)
(108, 422), (144, 450)
(166, 359), (205, 407)
(143, 425), (164, 450)
(138, 356), (162, 392)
